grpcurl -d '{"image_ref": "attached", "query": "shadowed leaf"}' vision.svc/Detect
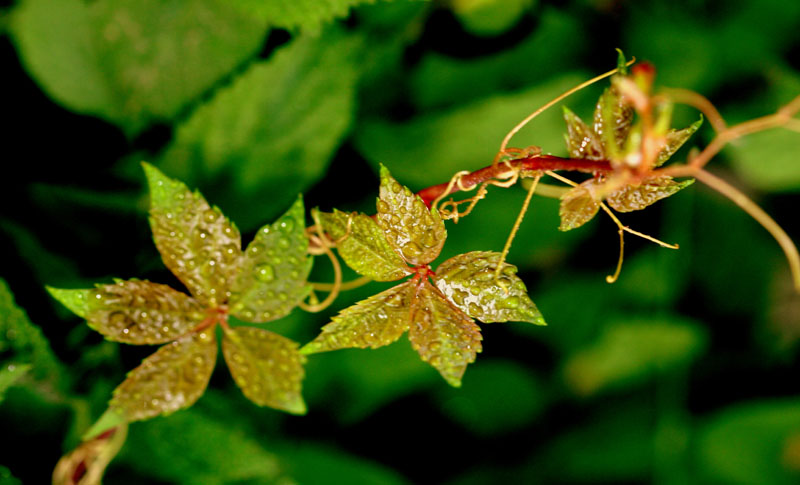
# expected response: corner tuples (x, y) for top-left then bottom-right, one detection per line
(606, 177), (694, 213)
(317, 208), (409, 281)
(559, 181), (600, 231)
(563, 106), (604, 160)
(229, 196), (312, 322)
(110, 328), (217, 421)
(377, 166), (446, 265)
(144, 163), (242, 306)
(222, 326), (306, 414)
(435, 251), (545, 325)
(409, 281), (482, 387)
(0, 363), (31, 402)
(301, 280), (415, 354)
(656, 116), (703, 166)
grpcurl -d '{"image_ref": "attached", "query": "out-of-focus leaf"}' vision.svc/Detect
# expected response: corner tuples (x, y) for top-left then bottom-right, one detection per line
(279, 444), (409, 485)
(697, 399), (800, 485)
(144, 163), (242, 307)
(563, 317), (706, 395)
(83, 408), (127, 440)
(316, 209), (409, 281)
(229, 0), (375, 31)
(728, 128), (800, 192)
(451, 0), (534, 36)
(160, 31), (360, 229)
(230, 196), (312, 322)
(53, 424), (127, 485)
(559, 181), (600, 231)
(0, 364), (31, 402)
(434, 251), (544, 324)
(222, 326), (306, 415)
(606, 176), (694, 213)
(0, 466), (21, 485)
(118, 408), (284, 484)
(301, 281), (414, 353)
(49, 281), (205, 345)
(377, 166), (446, 265)
(435, 360), (545, 435)
(10, 0), (266, 134)
(656, 117), (703, 166)
(110, 328), (217, 421)
(563, 106), (604, 160)
(408, 281), (482, 387)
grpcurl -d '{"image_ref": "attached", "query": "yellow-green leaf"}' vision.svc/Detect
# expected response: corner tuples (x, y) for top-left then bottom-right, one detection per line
(110, 328), (217, 421)
(376, 165), (447, 266)
(655, 116), (703, 167)
(222, 326), (306, 415)
(316, 208), (409, 281)
(51, 280), (205, 344)
(435, 251), (545, 325)
(143, 163), (242, 307)
(594, 85), (633, 160)
(562, 106), (604, 160)
(301, 280), (415, 354)
(559, 181), (600, 231)
(408, 281), (482, 387)
(229, 196), (312, 322)
(606, 176), (694, 213)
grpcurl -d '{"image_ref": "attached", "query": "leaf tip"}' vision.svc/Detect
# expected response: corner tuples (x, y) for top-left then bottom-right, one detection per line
(47, 286), (90, 318)
(82, 408), (127, 441)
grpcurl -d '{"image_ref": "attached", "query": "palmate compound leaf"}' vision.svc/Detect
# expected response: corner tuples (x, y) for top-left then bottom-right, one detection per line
(559, 180), (601, 231)
(606, 176), (695, 213)
(377, 165), (447, 266)
(110, 328), (217, 421)
(301, 280), (415, 353)
(222, 326), (306, 414)
(229, 196), (313, 323)
(47, 280), (205, 344)
(563, 106), (604, 160)
(143, 163), (242, 307)
(434, 251), (545, 325)
(409, 281), (483, 387)
(316, 208), (409, 281)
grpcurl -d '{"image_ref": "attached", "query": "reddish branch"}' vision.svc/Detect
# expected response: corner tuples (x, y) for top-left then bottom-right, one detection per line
(417, 155), (612, 206)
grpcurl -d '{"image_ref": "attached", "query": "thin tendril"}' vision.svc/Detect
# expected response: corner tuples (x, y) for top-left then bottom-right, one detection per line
(494, 174), (541, 285)
(299, 236), (342, 313)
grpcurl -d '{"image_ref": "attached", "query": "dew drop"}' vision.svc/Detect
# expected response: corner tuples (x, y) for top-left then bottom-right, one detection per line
(280, 218), (295, 232)
(203, 209), (217, 223)
(255, 264), (275, 282)
(377, 200), (390, 213)
(402, 242), (422, 259)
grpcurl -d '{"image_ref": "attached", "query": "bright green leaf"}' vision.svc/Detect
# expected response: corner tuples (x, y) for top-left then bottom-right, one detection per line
(83, 407), (127, 440)
(729, 128), (800, 192)
(606, 176), (694, 213)
(229, 196), (312, 323)
(229, 0), (375, 31)
(435, 251), (545, 325)
(452, 0), (534, 37)
(559, 181), (600, 231)
(222, 326), (307, 415)
(316, 209), (409, 281)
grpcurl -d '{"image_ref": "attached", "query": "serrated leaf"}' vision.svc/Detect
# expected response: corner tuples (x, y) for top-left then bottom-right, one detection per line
(655, 116), (703, 167)
(563, 106), (604, 160)
(301, 280), (415, 354)
(229, 196), (312, 323)
(51, 280), (205, 345)
(594, 85), (633, 160)
(408, 281), (482, 387)
(434, 251), (545, 325)
(0, 363), (31, 402)
(222, 326), (306, 414)
(144, 163), (242, 307)
(110, 328), (217, 421)
(377, 166), (447, 266)
(317, 209), (409, 281)
(229, 0), (373, 31)
(10, 0), (266, 134)
(559, 181), (601, 231)
(606, 176), (694, 213)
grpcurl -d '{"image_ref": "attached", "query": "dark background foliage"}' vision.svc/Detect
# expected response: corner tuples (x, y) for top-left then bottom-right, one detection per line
(2, 0), (800, 483)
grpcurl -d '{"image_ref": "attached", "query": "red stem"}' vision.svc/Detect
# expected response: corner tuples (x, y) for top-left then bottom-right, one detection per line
(417, 155), (611, 207)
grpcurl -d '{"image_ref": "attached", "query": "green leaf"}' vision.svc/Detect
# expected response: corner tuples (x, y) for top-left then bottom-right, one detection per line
(605, 176), (694, 213)
(160, 30), (360, 229)
(0, 364), (31, 403)
(10, 0), (267, 134)
(279, 444), (410, 485)
(0, 466), (21, 485)
(563, 317), (707, 395)
(435, 251), (545, 325)
(656, 116), (703, 167)
(408, 281), (482, 387)
(144, 163), (242, 307)
(317, 209), (409, 281)
(110, 328), (217, 421)
(222, 326), (307, 415)
(452, 0), (535, 37)
(301, 280), (415, 354)
(729, 128), (800, 192)
(558, 181), (600, 231)
(50, 280), (205, 345)
(229, 196), (312, 322)
(377, 165), (447, 266)
(229, 0), (375, 31)
(563, 105), (604, 160)
(83, 407), (127, 440)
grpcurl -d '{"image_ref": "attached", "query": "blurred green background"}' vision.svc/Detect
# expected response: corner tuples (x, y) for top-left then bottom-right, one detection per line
(2, 0), (800, 483)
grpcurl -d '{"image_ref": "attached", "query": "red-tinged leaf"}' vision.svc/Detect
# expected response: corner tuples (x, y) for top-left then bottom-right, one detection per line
(109, 328), (217, 421)
(222, 326), (306, 414)
(559, 181), (600, 231)
(300, 280), (415, 354)
(53, 423), (128, 485)
(593, 85), (633, 160)
(50, 280), (205, 344)
(655, 116), (703, 167)
(316, 208), (409, 281)
(435, 251), (545, 325)
(562, 106), (604, 160)
(229, 196), (312, 323)
(408, 281), (482, 387)
(606, 176), (695, 213)
(377, 165), (446, 266)
(143, 163), (242, 307)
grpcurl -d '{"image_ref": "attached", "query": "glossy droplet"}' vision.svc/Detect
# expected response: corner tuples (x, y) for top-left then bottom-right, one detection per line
(255, 264), (275, 282)
(203, 209), (217, 223)
(280, 218), (295, 232)
(249, 243), (265, 255)
(402, 242), (422, 259)
(377, 200), (390, 213)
